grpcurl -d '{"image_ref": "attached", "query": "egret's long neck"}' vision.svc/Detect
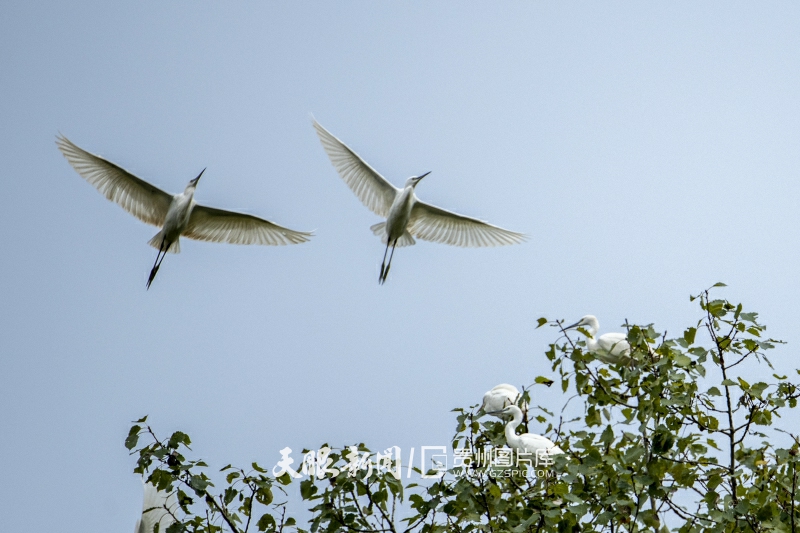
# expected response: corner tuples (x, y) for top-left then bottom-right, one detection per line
(586, 337), (600, 352)
(396, 185), (416, 210)
(504, 410), (523, 448)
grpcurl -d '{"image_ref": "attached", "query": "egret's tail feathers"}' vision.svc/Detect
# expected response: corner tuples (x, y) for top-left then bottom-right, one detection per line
(370, 222), (386, 238)
(370, 223), (415, 247)
(148, 233), (180, 254)
(397, 231), (415, 247)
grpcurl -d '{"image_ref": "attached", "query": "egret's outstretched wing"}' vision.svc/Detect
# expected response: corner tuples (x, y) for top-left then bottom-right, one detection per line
(135, 482), (177, 533)
(56, 135), (173, 227)
(409, 201), (527, 247)
(184, 205), (312, 245)
(312, 120), (398, 217)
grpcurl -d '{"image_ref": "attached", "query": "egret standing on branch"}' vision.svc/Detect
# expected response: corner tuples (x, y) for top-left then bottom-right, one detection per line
(487, 405), (564, 457)
(312, 120), (526, 284)
(564, 315), (631, 364)
(57, 135), (312, 289)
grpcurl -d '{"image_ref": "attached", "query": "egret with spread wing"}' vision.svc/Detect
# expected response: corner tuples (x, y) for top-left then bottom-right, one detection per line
(312, 120), (526, 284)
(57, 135), (312, 288)
(135, 481), (178, 533)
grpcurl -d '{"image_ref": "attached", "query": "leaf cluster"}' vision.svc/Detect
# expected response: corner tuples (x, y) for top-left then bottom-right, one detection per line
(129, 287), (800, 532)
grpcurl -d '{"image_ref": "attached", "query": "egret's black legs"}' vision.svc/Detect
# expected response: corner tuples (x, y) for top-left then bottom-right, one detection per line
(379, 240), (398, 285)
(379, 241), (390, 284)
(146, 241), (167, 290)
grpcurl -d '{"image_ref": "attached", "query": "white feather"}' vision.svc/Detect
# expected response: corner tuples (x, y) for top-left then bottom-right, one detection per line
(134, 482), (178, 533)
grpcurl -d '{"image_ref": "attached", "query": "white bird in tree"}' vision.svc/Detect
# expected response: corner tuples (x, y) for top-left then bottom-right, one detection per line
(57, 135), (312, 289)
(488, 404), (564, 457)
(134, 482), (178, 533)
(564, 315), (631, 364)
(480, 384), (528, 416)
(312, 120), (526, 284)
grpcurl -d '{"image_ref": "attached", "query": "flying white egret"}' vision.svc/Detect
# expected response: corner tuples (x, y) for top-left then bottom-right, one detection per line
(488, 404), (564, 457)
(312, 120), (526, 284)
(564, 315), (631, 364)
(135, 481), (178, 533)
(480, 384), (528, 416)
(56, 135), (313, 288)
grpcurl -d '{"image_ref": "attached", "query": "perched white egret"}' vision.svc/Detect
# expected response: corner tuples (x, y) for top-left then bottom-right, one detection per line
(57, 135), (312, 288)
(135, 481), (178, 533)
(488, 404), (564, 457)
(564, 315), (631, 364)
(312, 120), (526, 284)
(480, 384), (528, 416)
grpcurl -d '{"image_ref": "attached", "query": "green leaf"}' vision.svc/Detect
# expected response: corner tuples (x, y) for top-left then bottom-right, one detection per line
(536, 317), (547, 328)
(673, 354), (692, 367)
(257, 513), (277, 532)
(600, 425), (614, 445)
(712, 282), (727, 288)
(652, 426), (675, 454)
(740, 312), (758, 323)
(125, 425), (141, 450)
(585, 407), (601, 427)
(750, 382), (768, 398)
(223, 486), (238, 505)
(535, 376), (554, 386)
(168, 431), (191, 449)
(300, 479), (317, 499)
(256, 487), (273, 506)
(707, 387), (721, 396)
(683, 327), (697, 345)
(189, 475), (209, 494)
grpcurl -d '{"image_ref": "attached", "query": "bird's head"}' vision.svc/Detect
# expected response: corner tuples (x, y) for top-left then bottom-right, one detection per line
(188, 168), (206, 189)
(565, 315), (599, 336)
(404, 171), (431, 188)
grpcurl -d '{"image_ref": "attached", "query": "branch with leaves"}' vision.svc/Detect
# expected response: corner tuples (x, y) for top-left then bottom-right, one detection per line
(129, 286), (800, 533)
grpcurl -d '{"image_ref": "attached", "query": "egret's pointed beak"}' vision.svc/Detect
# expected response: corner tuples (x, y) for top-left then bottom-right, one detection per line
(190, 168), (206, 186)
(416, 171), (431, 182)
(486, 409), (506, 416)
(564, 321), (582, 330)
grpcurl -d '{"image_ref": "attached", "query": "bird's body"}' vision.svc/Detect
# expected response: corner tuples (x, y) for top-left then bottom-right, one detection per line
(313, 120), (526, 284)
(56, 135), (312, 288)
(489, 405), (564, 458)
(154, 184), (196, 253)
(135, 482), (177, 533)
(481, 384), (527, 416)
(383, 183), (417, 244)
(565, 315), (631, 364)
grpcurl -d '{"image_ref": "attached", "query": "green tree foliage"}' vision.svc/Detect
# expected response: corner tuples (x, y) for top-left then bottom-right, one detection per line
(128, 287), (800, 532)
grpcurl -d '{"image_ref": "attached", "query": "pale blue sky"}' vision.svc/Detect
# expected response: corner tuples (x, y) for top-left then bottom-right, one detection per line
(2, 2), (800, 531)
